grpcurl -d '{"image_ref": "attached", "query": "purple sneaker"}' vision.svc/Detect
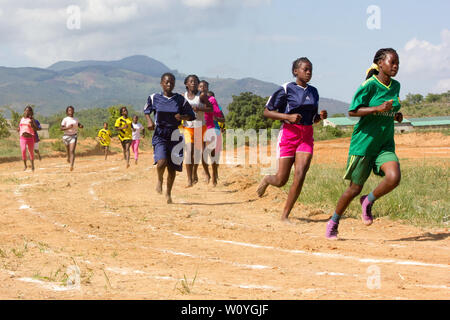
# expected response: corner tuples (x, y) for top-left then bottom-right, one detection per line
(360, 195), (374, 226)
(325, 220), (339, 240)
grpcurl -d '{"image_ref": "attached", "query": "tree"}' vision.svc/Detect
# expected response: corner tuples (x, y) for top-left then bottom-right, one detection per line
(425, 93), (440, 103)
(405, 93), (423, 105)
(0, 110), (11, 138)
(5, 106), (21, 130)
(226, 92), (275, 130)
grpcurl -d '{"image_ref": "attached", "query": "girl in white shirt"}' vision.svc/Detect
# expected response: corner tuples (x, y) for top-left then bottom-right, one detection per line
(60, 106), (83, 171)
(131, 115), (145, 165)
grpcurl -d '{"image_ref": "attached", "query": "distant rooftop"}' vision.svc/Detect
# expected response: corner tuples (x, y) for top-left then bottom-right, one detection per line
(326, 116), (450, 127)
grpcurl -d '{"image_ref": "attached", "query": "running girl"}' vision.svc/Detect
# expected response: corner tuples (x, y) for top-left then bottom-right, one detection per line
(325, 48), (403, 240)
(144, 72), (195, 204)
(256, 57), (327, 222)
(97, 122), (111, 160)
(33, 118), (42, 161)
(115, 106), (133, 168)
(61, 106), (84, 171)
(131, 115), (145, 165)
(18, 105), (38, 171)
(182, 75), (213, 187)
(199, 82), (225, 187)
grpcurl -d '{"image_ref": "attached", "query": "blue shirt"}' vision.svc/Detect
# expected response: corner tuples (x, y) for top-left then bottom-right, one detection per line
(144, 92), (195, 129)
(266, 82), (319, 125)
(34, 119), (41, 142)
(214, 104), (224, 130)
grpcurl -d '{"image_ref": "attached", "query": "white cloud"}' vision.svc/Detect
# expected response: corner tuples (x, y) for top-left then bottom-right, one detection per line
(400, 29), (450, 94)
(401, 29), (450, 76)
(0, 0), (272, 67)
(434, 78), (450, 92)
(181, 0), (221, 8)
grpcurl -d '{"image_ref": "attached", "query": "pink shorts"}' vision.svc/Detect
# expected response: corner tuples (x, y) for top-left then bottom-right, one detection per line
(277, 123), (314, 158)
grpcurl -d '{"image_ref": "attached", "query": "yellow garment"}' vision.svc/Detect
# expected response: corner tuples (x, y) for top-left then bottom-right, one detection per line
(366, 63), (380, 76)
(114, 116), (132, 141)
(97, 128), (111, 146)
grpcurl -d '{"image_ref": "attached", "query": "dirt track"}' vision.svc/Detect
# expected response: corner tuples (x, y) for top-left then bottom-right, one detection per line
(0, 132), (448, 300)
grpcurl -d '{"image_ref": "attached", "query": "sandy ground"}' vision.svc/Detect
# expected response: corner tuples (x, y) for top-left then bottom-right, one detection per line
(0, 132), (448, 300)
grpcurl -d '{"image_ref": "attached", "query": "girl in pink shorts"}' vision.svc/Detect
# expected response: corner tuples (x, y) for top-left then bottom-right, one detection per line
(257, 57), (327, 222)
(18, 105), (38, 171)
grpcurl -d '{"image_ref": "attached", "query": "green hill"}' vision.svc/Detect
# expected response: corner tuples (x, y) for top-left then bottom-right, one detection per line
(0, 55), (349, 116)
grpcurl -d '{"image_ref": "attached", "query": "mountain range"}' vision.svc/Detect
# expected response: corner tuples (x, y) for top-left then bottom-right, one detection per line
(0, 55), (349, 116)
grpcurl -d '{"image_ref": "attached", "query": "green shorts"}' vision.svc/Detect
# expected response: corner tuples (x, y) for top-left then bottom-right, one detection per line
(343, 151), (399, 186)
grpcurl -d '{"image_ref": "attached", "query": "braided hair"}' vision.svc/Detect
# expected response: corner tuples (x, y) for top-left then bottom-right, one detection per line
(184, 74), (200, 91)
(366, 48), (398, 80)
(292, 57), (312, 77)
(161, 72), (175, 82)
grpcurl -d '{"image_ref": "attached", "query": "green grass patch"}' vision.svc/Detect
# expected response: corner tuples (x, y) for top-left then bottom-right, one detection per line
(287, 162), (449, 227)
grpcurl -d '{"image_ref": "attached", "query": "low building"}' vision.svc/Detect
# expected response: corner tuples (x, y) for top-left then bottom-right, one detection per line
(407, 116), (450, 130)
(323, 116), (449, 132)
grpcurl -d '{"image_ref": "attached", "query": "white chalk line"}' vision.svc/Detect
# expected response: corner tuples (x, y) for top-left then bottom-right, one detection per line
(9, 163), (450, 297)
(168, 230), (449, 269)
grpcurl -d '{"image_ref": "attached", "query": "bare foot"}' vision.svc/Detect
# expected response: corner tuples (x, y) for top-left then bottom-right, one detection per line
(23, 166), (27, 171)
(135, 160), (138, 165)
(256, 178), (269, 197)
(205, 175), (211, 184)
(67, 158), (70, 163)
(166, 195), (173, 204)
(156, 181), (163, 194)
(281, 217), (293, 225)
(212, 180), (217, 187)
(70, 166), (74, 172)
(193, 176), (198, 185)
(126, 163), (130, 169)
(31, 165), (35, 172)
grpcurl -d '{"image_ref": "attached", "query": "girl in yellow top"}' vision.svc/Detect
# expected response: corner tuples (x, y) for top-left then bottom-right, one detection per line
(97, 122), (111, 160)
(115, 106), (133, 168)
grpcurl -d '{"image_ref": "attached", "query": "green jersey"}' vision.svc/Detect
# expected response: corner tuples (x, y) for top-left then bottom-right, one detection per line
(348, 75), (401, 156)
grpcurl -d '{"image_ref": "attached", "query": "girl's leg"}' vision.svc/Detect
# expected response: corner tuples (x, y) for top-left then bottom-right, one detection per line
(69, 141), (77, 171)
(325, 181), (364, 240)
(201, 142), (211, 184)
(20, 137), (27, 170)
(156, 159), (167, 194)
(211, 148), (219, 186)
(26, 139), (35, 171)
(281, 152), (313, 221)
(166, 166), (176, 204)
(371, 161), (401, 198)
(335, 182), (364, 215)
(65, 144), (70, 163)
(124, 141), (131, 168)
(134, 140), (140, 164)
(185, 143), (194, 187)
(257, 157), (295, 197)
(359, 161), (401, 225)
(104, 146), (108, 160)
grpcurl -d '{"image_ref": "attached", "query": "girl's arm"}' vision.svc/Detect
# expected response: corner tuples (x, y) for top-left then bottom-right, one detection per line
(30, 118), (38, 131)
(145, 114), (155, 130)
(263, 108), (301, 124)
(198, 93), (214, 113)
(349, 99), (393, 117)
(313, 110), (328, 123)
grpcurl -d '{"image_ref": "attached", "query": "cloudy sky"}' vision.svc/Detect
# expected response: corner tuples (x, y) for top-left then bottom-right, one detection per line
(0, 0), (449, 102)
